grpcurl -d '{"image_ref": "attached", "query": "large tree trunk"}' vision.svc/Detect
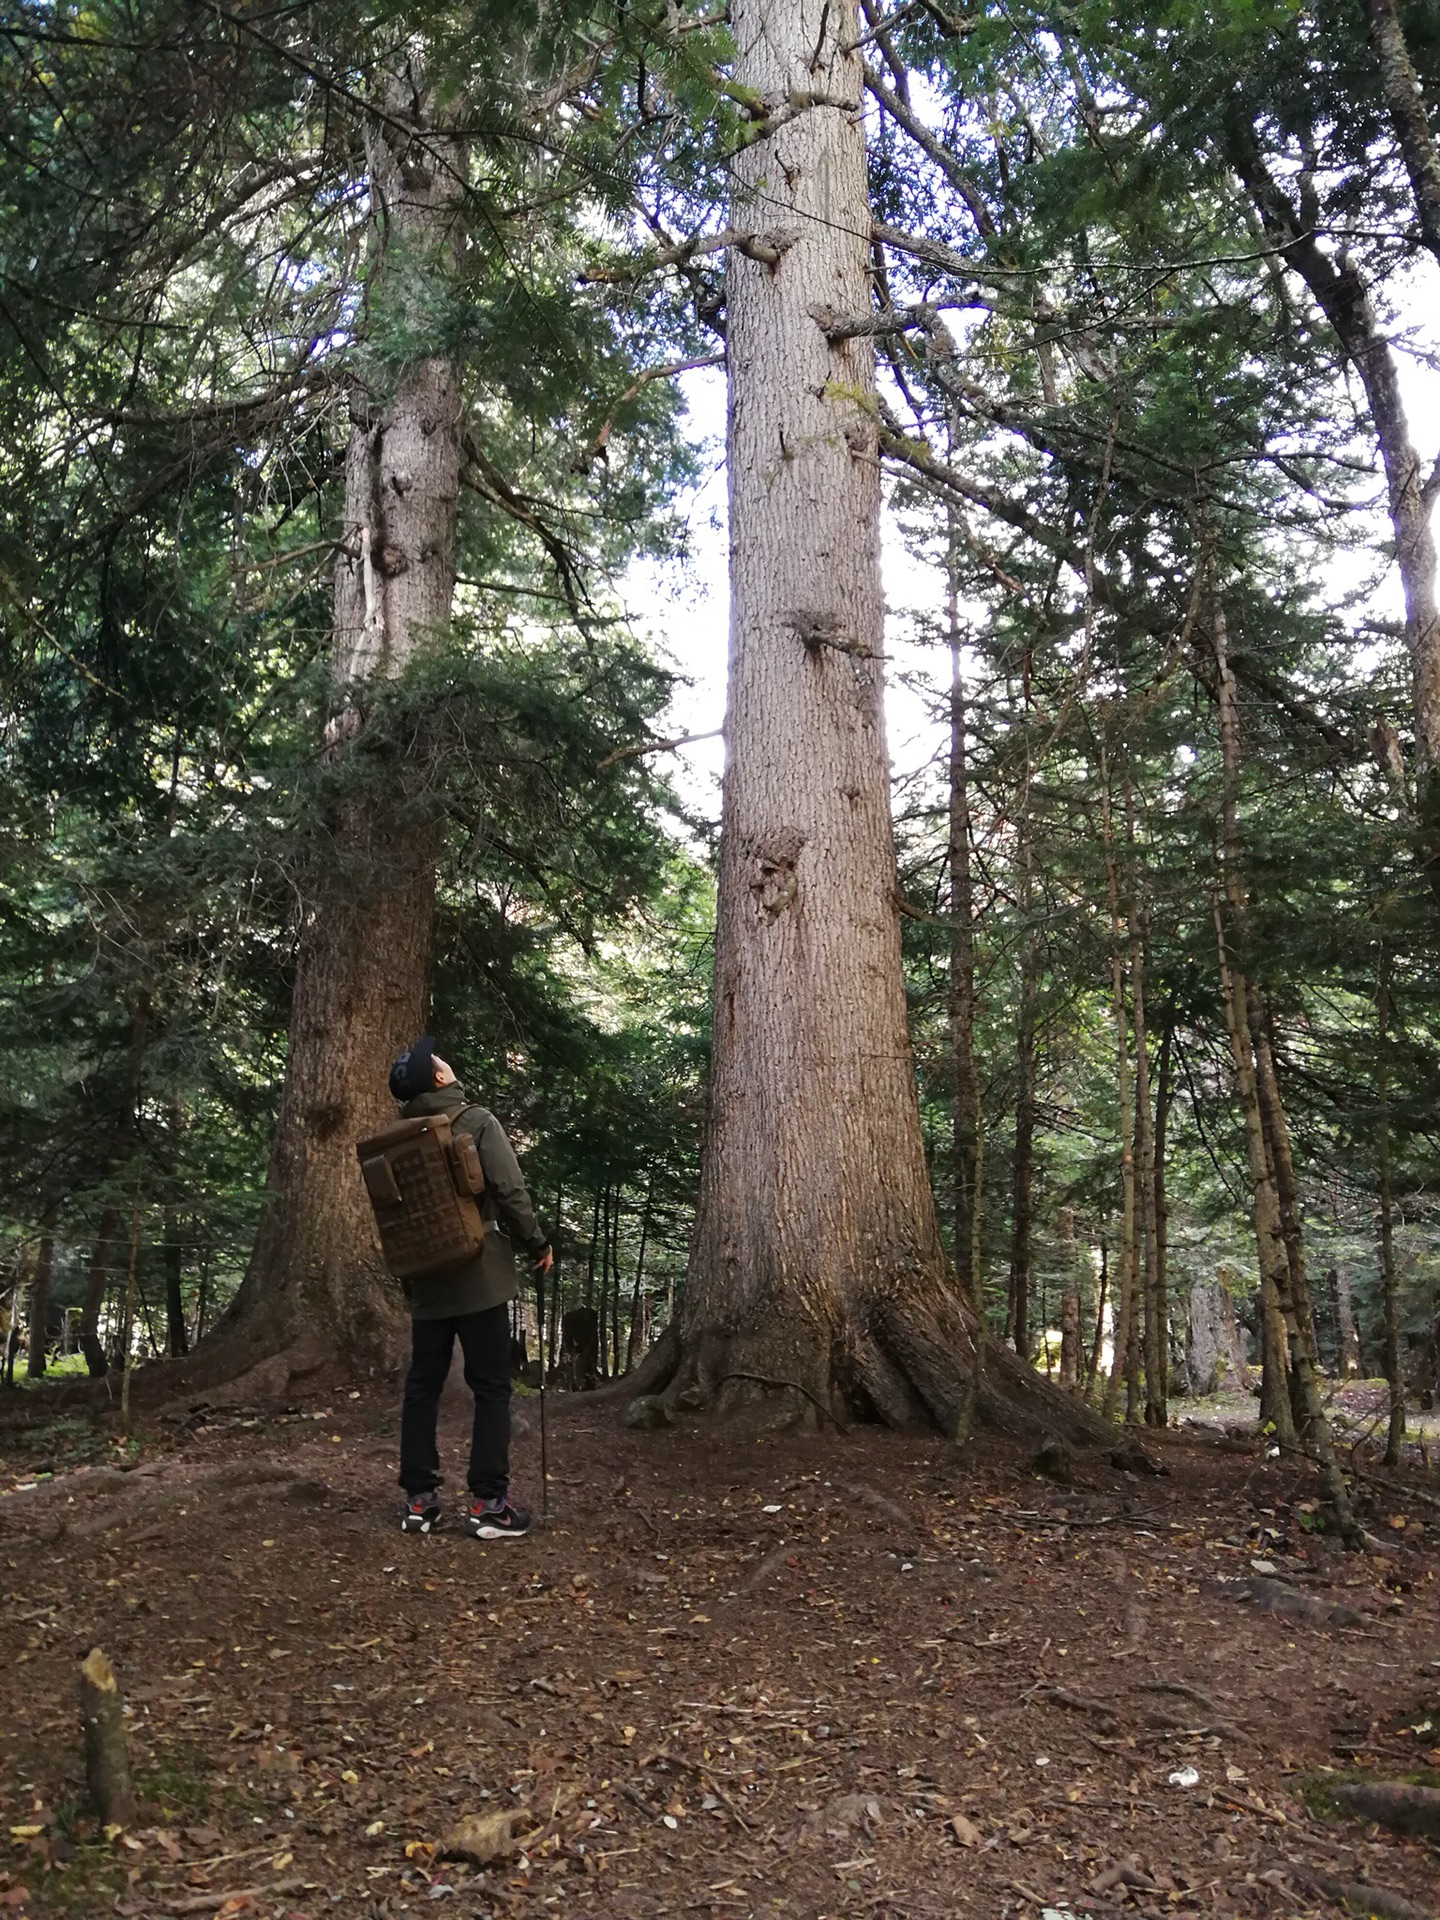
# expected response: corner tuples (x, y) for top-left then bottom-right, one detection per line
(638, 0), (1101, 1444)
(224, 67), (463, 1358)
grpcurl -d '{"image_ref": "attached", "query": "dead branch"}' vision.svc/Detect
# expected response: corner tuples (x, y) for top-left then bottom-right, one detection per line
(597, 728), (724, 771)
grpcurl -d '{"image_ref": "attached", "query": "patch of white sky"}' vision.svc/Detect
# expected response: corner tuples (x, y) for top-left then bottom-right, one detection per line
(617, 96), (1440, 836)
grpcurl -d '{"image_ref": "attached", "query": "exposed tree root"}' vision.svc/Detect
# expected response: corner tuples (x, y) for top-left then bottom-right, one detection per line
(627, 1288), (1114, 1446)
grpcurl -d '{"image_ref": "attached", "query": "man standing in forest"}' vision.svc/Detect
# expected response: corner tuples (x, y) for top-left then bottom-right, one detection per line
(387, 1038), (552, 1539)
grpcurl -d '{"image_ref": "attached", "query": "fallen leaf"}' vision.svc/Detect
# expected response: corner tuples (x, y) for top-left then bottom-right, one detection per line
(439, 1810), (517, 1866)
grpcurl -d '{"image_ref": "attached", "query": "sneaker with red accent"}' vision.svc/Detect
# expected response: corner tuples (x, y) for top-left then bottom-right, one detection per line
(401, 1492), (443, 1534)
(463, 1494), (532, 1540)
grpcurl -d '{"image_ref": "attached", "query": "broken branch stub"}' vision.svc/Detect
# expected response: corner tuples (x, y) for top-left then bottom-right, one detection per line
(79, 1646), (136, 1828)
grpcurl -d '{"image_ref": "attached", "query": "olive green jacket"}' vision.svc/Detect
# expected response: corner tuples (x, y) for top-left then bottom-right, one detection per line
(397, 1084), (549, 1320)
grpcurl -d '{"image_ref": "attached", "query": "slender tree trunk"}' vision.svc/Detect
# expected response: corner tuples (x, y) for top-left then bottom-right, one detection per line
(1009, 681), (1037, 1361)
(641, 0), (1097, 1444)
(1377, 942), (1405, 1465)
(163, 1208), (188, 1358)
(1086, 1239), (1108, 1399)
(1211, 602), (1296, 1443)
(1334, 1263), (1360, 1379)
(597, 1186), (611, 1381)
(1127, 784), (1163, 1426)
(1100, 742), (1138, 1426)
(948, 532), (981, 1306)
(1232, 132), (1440, 889)
(193, 1252), (210, 1348)
(1211, 605), (1357, 1536)
(585, 1187), (599, 1309)
(1364, 0), (1440, 268)
(611, 1187), (624, 1376)
(1153, 1016), (1172, 1415)
(1009, 919), (1038, 1361)
(225, 63), (464, 1358)
(79, 1207), (119, 1378)
(24, 1230), (54, 1379)
(625, 1172), (655, 1373)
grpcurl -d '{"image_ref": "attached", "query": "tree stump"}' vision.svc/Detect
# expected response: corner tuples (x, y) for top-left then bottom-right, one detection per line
(79, 1647), (136, 1828)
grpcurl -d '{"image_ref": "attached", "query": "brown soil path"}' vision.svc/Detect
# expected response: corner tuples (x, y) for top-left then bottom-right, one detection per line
(1, 1383), (1438, 1919)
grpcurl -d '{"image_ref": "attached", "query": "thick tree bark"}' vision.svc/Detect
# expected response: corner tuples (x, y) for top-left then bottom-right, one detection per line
(225, 67), (463, 1357)
(647, 0), (1102, 1444)
(1364, 0), (1440, 268)
(24, 1231), (53, 1378)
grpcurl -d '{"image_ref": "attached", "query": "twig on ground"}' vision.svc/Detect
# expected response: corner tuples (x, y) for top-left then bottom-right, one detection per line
(162, 1878), (310, 1914)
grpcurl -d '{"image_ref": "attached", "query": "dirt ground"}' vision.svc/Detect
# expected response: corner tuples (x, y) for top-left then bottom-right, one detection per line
(2, 1375), (1439, 1920)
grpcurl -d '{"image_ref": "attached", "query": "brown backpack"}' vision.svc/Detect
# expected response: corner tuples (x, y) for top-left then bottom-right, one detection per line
(356, 1109), (486, 1281)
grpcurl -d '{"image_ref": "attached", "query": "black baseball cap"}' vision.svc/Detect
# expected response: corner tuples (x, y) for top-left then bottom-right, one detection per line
(388, 1036), (437, 1102)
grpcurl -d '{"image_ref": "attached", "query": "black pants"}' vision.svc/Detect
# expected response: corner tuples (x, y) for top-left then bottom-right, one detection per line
(399, 1305), (510, 1500)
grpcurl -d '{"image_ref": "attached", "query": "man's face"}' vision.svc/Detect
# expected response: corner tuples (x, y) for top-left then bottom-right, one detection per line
(431, 1055), (458, 1087)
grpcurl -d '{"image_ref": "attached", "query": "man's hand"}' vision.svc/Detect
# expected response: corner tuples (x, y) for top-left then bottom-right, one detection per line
(534, 1246), (554, 1275)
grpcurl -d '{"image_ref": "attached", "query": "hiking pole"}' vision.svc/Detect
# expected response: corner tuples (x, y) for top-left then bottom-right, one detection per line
(534, 1262), (549, 1523)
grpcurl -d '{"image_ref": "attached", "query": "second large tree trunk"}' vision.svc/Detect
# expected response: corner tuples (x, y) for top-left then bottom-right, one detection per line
(642, 0), (1099, 1443)
(223, 69), (463, 1358)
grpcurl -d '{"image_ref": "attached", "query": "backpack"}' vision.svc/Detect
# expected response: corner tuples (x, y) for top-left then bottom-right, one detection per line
(355, 1108), (487, 1282)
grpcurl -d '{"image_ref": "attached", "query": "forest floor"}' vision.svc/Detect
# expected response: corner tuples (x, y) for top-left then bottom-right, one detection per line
(1, 1375), (1439, 1920)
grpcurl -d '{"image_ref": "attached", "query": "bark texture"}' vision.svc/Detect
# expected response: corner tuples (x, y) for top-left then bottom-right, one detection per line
(652, 0), (1101, 1444)
(1365, 0), (1440, 268)
(225, 68), (464, 1356)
